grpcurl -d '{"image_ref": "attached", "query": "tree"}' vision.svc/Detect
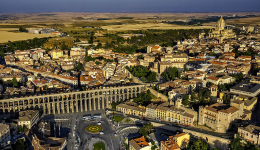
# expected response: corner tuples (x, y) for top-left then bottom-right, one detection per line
(133, 91), (156, 106)
(147, 72), (157, 82)
(74, 38), (81, 42)
(187, 140), (209, 150)
(0, 50), (5, 58)
(151, 141), (158, 150)
(12, 77), (18, 87)
(191, 92), (196, 101)
(139, 127), (148, 136)
(95, 61), (102, 65)
(137, 55), (144, 60)
(76, 63), (83, 70)
(184, 67), (189, 72)
(244, 141), (259, 150)
(230, 133), (244, 150)
(61, 43), (68, 50)
(162, 67), (180, 81)
(141, 77), (146, 82)
(19, 27), (26, 32)
(12, 138), (27, 150)
(182, 94), (190, 106)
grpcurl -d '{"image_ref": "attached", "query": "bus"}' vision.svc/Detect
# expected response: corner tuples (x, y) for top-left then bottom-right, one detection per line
(82, 114), (92, 120)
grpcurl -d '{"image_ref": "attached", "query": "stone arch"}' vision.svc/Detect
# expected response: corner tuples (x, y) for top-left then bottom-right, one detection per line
(35, 105), (39, 110)
(112, 96), (115, 102)
(99, 97), (103, 109)
(91, 98), (94, 110)
(80, 93), (85, 99)
(68, 94), (72, 100)
(29, 99), (33, 104)
(104, 98), (107, 108)
(95, 98), (98, 110)
(49, 97), (53, 102)
(34, 98), (38, 104)
(72, 94), (76, 100)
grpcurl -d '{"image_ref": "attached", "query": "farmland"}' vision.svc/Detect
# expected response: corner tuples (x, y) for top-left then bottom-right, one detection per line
(0, 28), (54, 43)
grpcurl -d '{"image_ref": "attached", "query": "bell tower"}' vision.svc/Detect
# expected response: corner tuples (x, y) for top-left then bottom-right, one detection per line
(218, 16), (225, 30)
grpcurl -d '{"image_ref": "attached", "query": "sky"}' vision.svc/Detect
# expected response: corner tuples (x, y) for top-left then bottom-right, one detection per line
(0, 0), (260, 13)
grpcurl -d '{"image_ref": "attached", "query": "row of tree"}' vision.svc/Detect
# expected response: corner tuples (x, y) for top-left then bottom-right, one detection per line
(0, 37), (50, 54)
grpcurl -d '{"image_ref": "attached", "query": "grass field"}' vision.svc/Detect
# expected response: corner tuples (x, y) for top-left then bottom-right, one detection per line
(101, 23), (214, 31)
(0, 29), (55, 43)
(94, 142), (105, 150)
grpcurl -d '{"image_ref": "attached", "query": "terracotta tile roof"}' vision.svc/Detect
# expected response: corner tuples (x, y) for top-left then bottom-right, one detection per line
(207, 76), (219, 81)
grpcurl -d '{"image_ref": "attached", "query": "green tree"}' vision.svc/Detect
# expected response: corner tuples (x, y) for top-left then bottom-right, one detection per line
(137, 55), (144, 60)
(0, 50), (5, 58)
(162, 67), (180, 81)
(191, 92), (196, 101)
(139, 127), (148, 136)
(61, 43), (68, 50)
(187, 139), (209, 150)
(74, 38), (81, 42)
(151, 141), (158, 150)
(230, 133), (244, 150)
(182, 94), (190, 106)
(19, 27), (26, 32)
(12, 77), (18, 87)
(141, 77), (146, 82)
(133, 91), (156, 106)
(147, 72), (157, 82)
(12, 138), (27, 150)
(145, 123), (153, 134)
(76, 63), (83, 70)
(95, 61), (102, 65)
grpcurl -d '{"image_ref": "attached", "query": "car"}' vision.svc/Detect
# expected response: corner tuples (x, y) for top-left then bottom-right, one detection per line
(100, 131), (104, 135)
(98, 122), (101, 125)
(114, 133), (117, 136)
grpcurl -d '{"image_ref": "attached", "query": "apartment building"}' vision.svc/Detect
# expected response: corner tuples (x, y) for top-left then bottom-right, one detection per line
(238, 124), (260, 146)
(146, 103), (157, 119)
(161, 133), (190, 150)
(129, 136), (151, 150)
(198, 103), (243, 133)
(32, 134), (67, 150)
(18, 110), (39, 129)
(0, 124), (10, 148)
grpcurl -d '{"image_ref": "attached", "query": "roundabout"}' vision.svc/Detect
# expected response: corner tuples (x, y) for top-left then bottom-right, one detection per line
(86, 125), (103, 133)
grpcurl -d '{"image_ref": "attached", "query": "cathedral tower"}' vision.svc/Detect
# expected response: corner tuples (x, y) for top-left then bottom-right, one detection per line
(218, 16), (225, 30)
